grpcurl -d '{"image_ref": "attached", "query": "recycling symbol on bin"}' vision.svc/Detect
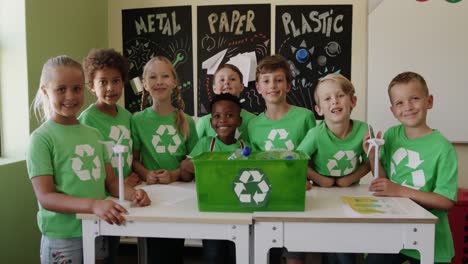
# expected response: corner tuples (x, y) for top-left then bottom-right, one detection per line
(327, 150), (357, 176)
(390, 148), (426, 190)
(233, 169), (271, 207)
(264, 129), (294, 151)
(152, 125), (181, 154)
(100, 126), (133, 169)
(71, 144), (101, 181)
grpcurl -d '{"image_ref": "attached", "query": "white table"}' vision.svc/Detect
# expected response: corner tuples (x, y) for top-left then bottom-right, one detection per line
(77, 182), (252, 264)
(253, 185), (437, 264)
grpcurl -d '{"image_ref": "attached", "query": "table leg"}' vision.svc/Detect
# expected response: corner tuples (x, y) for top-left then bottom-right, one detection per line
(82, 220), (99, 264)
(254, 222), (283, 264)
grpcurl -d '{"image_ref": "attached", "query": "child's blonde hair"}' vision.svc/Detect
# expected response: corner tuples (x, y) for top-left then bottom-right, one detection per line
(387, 71), (429, 103)
(32, 55), (84, 123)
(314, 73), (355, 104)
(255, 55), (292, 84)
(140, 56), (189, 139)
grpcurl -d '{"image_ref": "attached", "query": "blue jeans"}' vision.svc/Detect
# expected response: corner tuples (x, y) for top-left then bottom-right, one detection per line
(147, 237), (185, 264)
(40, 236), (82, 264)
(202, 239), (236, 264)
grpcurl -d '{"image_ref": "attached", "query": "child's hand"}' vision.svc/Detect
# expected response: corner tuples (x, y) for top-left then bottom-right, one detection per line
(132, 189), (151, 207)
(154, 169), (175, 184)
(369, 178), (401, 197)
(146, 171), (159, 185)
(125, 172), (142, 187)
(335, 176), (354, 187)
(306, 180), (313, 191)
(92, 200), (128, 225)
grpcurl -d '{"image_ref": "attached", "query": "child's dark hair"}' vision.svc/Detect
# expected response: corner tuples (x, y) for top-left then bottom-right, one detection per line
(388, 71), (429, 103)
(213, 64), (243, 84)
(256, 55), (292, 84)
(83, 48), (129, 87)
(209, 93), (242, 112)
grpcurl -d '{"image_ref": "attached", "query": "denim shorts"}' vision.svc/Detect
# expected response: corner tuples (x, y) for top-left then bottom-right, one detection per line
(40, 236), (82, 264)
(40, 235), (110, 263)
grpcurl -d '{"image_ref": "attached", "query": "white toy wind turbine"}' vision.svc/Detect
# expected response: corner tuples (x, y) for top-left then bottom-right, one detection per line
(366, 125), (385, 178)
(112, 134), (131, 208)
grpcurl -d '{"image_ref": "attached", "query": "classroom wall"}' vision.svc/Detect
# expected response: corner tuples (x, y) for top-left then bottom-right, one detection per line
(0, 0), (107, 262)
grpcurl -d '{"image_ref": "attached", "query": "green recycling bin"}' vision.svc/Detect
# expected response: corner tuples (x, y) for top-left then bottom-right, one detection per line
(192, 151), (308, 212)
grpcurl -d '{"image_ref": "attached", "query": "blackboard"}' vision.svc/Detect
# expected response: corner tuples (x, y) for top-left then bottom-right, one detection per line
(197, 4), (271, 116)
(367, 0), (468, 143)
(122, 6), (194, 115)
(276, 4), (353, 119)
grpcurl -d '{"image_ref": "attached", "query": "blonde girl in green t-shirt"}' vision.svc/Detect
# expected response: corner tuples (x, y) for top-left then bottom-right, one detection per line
(27, 55), (150, 264)
(131, 56), (198, 264)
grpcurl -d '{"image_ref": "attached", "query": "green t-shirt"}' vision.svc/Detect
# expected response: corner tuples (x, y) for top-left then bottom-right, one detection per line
(381, 125), (458, 262)
(196, 109), (256, 142)
(190, 136), (247, 158)
(78, 104), (133, 178)
(247, 105), (316, 151)
(26, 120), (109, 239)
(131, 108), (198, 170)
(297, 120), (369, 177)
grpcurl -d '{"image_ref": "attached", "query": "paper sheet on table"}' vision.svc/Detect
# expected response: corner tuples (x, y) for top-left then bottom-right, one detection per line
(202, 49), (227, 75)
(342, 196), (407, 215)
(154, 185), (196, 206)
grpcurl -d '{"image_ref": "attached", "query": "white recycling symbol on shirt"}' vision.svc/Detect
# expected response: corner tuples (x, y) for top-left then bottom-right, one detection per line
(152, 125), (181, 154)
(390, 148), (425, 190)
(100, 126), (133, 169)
(327, 150), (357, 176)
(264, 129), (294, 151)
(233, 169), (271, 206)
(71, 144), (101, 181)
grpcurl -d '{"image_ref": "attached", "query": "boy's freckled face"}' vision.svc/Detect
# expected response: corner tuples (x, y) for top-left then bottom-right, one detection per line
(389, 80), (433, 129)
(92, 67), (123, 106)
(210, 100), (242, 143)
(314, 81), (356, 124)
(213, 68), (244, 97)
(256, 69), (291, 105)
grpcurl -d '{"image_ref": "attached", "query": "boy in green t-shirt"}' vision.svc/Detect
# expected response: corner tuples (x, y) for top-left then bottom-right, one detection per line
(248, 55), (316, 264)
(297, 73), (370, 188)
(364, 72), (458, 264)
(247, 55), (316, 152)
(196, 64), (256, 142)
(297, 73), (369, 264)
(79, 48), (141, 187)
(181, 93), (246, 264)
(79, 49), (140, 263)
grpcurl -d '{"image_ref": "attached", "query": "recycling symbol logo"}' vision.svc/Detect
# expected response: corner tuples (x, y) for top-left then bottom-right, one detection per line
(101, 126), (133, 169)
(391, 148), (425, 190)
(327, 150), (357, 176)
(265, 129), (294, 150)
(233, 169), (271, 207)
(71, 144), (101, 181)
(152, 125), (181, 154)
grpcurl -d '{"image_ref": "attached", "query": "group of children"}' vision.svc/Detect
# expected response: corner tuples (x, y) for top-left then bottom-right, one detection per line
(26, 49), (458, 264)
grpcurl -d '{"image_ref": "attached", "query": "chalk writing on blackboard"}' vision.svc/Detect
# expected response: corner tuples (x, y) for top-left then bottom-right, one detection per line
(197, 4), (271, 116)
(122, 6), (194, 115)
(276, 5), (352, 118)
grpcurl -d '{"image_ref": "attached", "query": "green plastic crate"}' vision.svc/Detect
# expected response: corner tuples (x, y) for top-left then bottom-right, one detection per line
(193, 151), (308, 212)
